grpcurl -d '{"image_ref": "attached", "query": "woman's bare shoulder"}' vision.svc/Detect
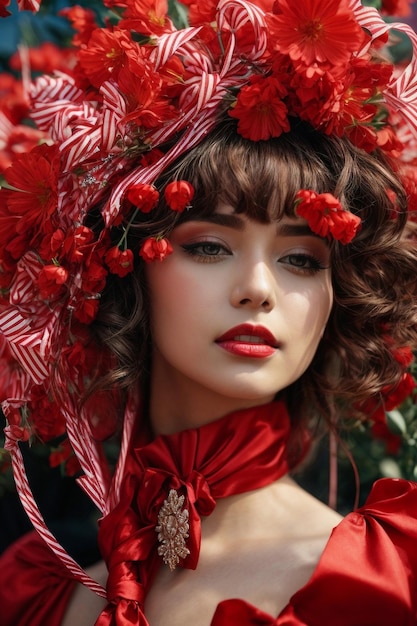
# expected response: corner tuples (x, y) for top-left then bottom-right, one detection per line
(145, 478), (343, 626)
(61, 560), (108, 626)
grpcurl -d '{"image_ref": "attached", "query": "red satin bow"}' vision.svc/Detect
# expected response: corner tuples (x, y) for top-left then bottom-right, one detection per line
(95, 400), (301, 626)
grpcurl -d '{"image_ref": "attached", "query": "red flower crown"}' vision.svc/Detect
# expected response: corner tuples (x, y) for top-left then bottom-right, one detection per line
(1, 0), (415, 309)
(1, 0), (417, 443)
(0, 0), (417, 383)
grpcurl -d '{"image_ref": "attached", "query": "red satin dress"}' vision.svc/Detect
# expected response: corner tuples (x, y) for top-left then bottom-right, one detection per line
(1, 403), (417, 626)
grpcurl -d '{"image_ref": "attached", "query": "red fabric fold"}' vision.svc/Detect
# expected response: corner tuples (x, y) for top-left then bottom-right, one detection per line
(96, 400), (297, 625)
(211, 478), (417, 626)
(1, 438), (417, 625)
(213, 599), (278, 625)
(0, 530), (77, 626)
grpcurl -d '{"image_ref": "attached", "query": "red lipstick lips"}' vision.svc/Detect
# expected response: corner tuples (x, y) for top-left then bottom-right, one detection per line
(216, 324), (279, 358)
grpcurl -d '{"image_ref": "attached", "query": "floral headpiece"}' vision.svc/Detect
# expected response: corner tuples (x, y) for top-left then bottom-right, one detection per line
(1, 0), (417, 591)
(1, 1), (416, 324)
(295, 190), (362, 244)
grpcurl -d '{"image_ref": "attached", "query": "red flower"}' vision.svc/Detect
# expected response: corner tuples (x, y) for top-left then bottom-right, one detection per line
(48, 441), (68, 466)
(9, 42), (75, 75)
(229, 75), (289, 141)
(0, 123), (48, 174)
(0, 73), (29, 124)
(139, 237), (173, 262)
(391, 345), (414, 368)
(63, 454), (82, 477)
(4, 425), (30, 450)
(81, 258), (108, 294)
(383, 372), (416, 411)
(361, 370), (416, 425)
(78, 28), (143, 88)
(295, 189), (361, 244)
(314, 59), (393, 152)
(140, 149), (164, 168)
(345, 122), (379, 154)
(62, 226), (95, 264)
(84, 388), (120, 440)
(29, 384), (66, 442)
(270, 0), (365, 67)
(381, 0), (412, 17)
(61, 325), (103, 378)
(364, 370), (414, 453)
(0, 0), (11, 17)
(0, 223), (31, 261)
(376, 127), (403, 157)
(177, 0), (217, 26)
(73, 297), (100, 324)
(1, 143), (59, 238)
(127, 183), (159, 212)
(117, 50), (164, 115)
(164, 180), (194, 212)
(38, 229), (65, 261)
(37, 264), (68, 300)
(371, 420), (402, 455)
(124, 97), (176, 130)
(49, 439), (81, 477)
(105, 247), (134, 277)
(59, 5), (97, 47)
(119, 0), (172, 36)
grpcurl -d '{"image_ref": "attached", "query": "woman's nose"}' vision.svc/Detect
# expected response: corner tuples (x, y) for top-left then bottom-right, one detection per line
(230, 260), (276, 311)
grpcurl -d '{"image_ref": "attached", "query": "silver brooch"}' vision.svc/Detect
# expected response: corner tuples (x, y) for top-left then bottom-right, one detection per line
(156, 489), (190, 571)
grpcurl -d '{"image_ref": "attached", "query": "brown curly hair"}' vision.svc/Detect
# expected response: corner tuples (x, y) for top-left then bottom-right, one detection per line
(91, 118), (417, 439)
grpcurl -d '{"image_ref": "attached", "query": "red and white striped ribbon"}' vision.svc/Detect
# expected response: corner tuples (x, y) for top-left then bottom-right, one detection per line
(105, 392), (140, 514)
(0, 252), (67, 383)
(0, 110), (13, 140)
(103, 0), (269, 223)
(17, 0), (40, 12)
(353, 1), (417, 137)
(63, 401), (110, 514)
(8, 438), (107, 595)
(30, 74), (85, 130)
(150, 25), (203, 69)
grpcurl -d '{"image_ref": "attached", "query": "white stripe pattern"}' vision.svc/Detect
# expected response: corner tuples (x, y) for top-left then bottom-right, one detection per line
(354, 2), (417, 137)
(9, 441), (107, 595)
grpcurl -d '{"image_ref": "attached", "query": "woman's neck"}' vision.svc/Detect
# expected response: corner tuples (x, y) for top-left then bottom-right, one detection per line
(148, 373), (276, 435)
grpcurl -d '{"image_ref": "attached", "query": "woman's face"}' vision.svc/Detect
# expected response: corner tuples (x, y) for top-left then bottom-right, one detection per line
(145, 204), (333, 432)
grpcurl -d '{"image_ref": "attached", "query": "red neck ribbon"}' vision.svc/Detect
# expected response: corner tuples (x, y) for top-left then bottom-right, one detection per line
(95, 400), (302, 626)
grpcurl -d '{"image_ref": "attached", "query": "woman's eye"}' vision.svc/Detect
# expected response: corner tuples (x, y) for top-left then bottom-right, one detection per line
(182, 241), (229, 260)
(280, 253), (327, 273)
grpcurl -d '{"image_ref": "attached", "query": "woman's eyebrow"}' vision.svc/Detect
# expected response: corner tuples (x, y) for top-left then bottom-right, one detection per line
(183, 216), (326, 239)
(276, 222), (325, 240)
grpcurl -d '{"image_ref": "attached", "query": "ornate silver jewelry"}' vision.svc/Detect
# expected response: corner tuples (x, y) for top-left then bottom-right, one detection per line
(156, 489), (190, 571)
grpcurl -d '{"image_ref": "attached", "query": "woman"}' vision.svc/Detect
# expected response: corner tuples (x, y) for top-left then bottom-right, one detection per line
(1, 1), (417, 624)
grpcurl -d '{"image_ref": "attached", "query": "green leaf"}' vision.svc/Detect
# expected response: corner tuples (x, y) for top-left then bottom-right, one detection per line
(361, 0), (382, 8)
(386, 409), (407, 435)
(168, 0), (189, 29)
(379, 457), (402, 478)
